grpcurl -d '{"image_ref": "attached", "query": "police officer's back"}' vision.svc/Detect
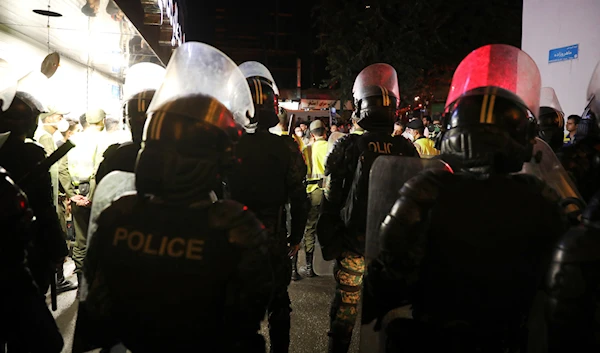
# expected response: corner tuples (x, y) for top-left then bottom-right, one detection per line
(363, 45), (568, 353)
(0, 92), (67, 293)
(319, 64), (417, 353)
(78, 43), (273, 353)
(0, 166), (64, 353)
(229, 61), (308, 353)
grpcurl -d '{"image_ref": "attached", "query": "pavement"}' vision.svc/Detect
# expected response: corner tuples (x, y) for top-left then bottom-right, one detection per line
(50, 250), (361, 353)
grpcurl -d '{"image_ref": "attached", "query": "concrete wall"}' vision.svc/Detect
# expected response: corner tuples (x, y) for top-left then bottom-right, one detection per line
(522, 0), (600, 117)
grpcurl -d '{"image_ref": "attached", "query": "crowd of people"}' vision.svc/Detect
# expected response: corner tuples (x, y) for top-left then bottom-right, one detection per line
(1, 41), (600, 353)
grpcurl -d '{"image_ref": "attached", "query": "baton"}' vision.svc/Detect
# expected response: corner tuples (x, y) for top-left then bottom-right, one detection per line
(51, 269), (58, 311)
(18, 140), (75, 187)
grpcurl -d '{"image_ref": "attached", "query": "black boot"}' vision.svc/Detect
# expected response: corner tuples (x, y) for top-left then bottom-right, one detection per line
(76, 272), (82, 299)
(304, 251), (317, 277)
(327, 334), (351, 353)
(56, 262), (77, 294)
(291, 254), (300, 281)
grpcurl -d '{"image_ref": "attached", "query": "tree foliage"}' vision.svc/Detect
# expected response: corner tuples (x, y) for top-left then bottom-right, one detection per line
(313, 0), (522, 107)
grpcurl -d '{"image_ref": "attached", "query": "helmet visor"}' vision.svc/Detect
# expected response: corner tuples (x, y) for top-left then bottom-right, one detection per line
(147, 42), (254, 127)
(123, 62), (166, 100)
(540, 87), (563, 114)
(238, 61), (279, 95)
(445, 44), (541, 117)
(352, 63), (400, 105)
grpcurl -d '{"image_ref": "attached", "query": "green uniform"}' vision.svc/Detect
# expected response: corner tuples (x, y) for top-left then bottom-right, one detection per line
(68, 129), (108, 274)
(302, 137), (328, 253)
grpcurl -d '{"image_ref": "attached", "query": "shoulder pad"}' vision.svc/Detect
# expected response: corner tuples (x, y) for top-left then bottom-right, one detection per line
(554, 225), (600, 262)
(398, 169), (450, 205)
(208, 200), (267, 248)
(325, 134), (359, 176)
(102, 143), (121, 158)
(97, 192), (138, 225)
(508, 173), (561, 204)
(21, 142), (47, 160)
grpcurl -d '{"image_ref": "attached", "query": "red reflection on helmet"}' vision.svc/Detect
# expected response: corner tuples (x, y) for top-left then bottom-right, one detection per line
(445, 44), (541, 117)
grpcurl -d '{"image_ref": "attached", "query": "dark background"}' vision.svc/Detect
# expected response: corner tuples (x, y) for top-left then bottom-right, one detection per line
(178, 0), (523, 105)
(182, 0), (326, 90)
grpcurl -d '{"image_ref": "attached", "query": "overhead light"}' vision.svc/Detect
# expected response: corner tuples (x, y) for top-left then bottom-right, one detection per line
(414, 96), (420, 101)
(365, 5), (371, 9)
(33, 9), (62, 17)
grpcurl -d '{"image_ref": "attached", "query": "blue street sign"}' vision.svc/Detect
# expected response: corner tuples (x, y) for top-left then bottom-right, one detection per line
(111, 84), (120, 98)
(549, 44), (579, 63)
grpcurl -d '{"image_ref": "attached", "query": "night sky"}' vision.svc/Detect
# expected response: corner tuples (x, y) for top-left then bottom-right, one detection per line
(182, 0), (327, 89)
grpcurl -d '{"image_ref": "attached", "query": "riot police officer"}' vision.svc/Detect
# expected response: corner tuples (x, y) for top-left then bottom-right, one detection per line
(0, 165), (64, 353)
(95, 89), (155, 183)
(362, 45), (568, 353)
(228, 61), (308, 353)
(319, 63), (417, 353)
(96, 62), (165, 184)
(0, 91), (68, 296)
(559, 61), (600, 202)
(537, 87), (565, 152)
(545, 62), (600, 353)
(74, 42), (274, 353)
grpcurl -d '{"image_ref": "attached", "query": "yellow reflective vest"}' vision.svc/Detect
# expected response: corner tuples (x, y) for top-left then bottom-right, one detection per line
(414, 137), (440, 158)
(302, 137), (328, 193)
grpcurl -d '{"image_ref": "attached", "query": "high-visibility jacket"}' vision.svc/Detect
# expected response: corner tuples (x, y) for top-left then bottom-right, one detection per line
(414, 137), (440, 158)
(302, 137), (328, 193)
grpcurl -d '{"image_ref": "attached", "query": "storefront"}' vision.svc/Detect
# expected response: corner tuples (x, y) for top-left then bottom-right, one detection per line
(0, 0), (164, 121)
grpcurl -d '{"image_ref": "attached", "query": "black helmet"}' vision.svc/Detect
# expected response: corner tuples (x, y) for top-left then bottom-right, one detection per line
(0, 167), (34, 237)
(135, 42), (254, 203)
(136, 95), (239, 202)
(0, 91), (43, 140)
(537, 107), (564, 151)
(239, 61), (280, 132)
(441, 87), (537, 173)
(123, 89), (155, 142)
(352, 63), (399, 132)
(537, 87), (564, 150)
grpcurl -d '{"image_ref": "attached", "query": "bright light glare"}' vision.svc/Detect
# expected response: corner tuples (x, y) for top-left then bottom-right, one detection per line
(414, 96), (419, 101)
(365, 5), (371, 8)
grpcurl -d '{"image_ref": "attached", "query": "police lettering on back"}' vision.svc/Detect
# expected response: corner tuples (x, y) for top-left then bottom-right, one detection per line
(112, 227), (204, 260)
(368, 141), (393, 154)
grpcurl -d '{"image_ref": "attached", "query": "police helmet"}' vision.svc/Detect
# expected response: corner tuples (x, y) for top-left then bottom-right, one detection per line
(135, 94), (240, 202)
(0, 91), (44, 140)
(245, 76), (279, 131)
(537, 106), (565, 151)
(352, 63), (399, 133)
(440, 87), (537, 173)
(123, 89), (155, 142)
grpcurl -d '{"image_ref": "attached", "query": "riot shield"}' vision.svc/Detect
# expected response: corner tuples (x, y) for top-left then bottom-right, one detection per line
(360, 156), (449, 353)
(364, 156), (450, 262)
(312, 131), (349, 276)
(87, 171), (136, 246)
(519, 137), (585, 212)
(586, 60), (600, 116)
